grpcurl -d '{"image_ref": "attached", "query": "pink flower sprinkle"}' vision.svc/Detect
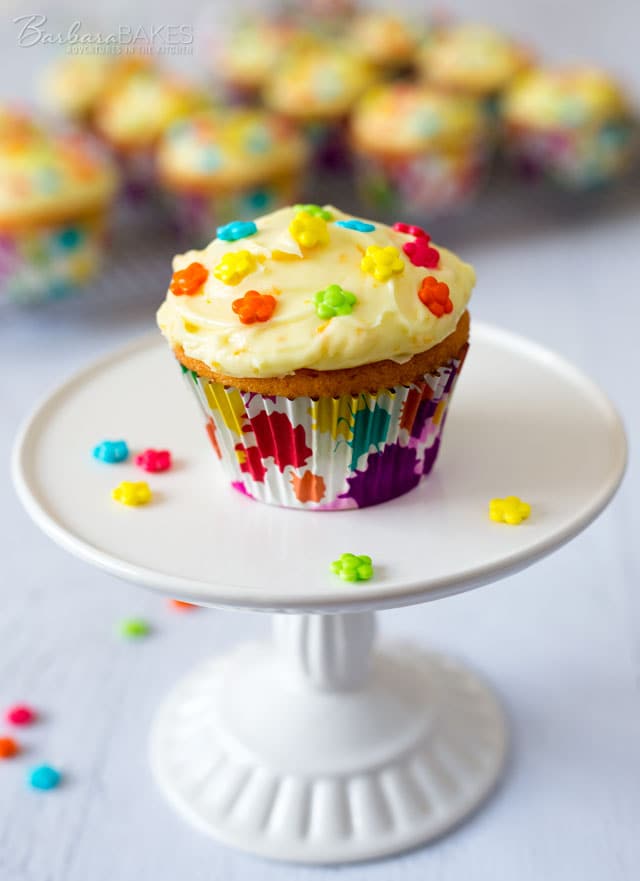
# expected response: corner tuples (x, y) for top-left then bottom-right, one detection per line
(135, 449), (172, 473)
(6, 704), (36, 726)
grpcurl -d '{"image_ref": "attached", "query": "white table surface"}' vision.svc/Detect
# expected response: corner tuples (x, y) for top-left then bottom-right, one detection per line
(1, 1), (640, 878)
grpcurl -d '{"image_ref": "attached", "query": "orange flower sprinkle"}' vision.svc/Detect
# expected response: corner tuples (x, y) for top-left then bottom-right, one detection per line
(232, 290), (277, 325)
(170, 262), (208, 296)
(418, 276), (453, 317)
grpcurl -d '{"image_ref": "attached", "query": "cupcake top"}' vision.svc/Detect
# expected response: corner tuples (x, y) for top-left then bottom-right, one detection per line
(349, 12), (420, 68)
(41, 54), (112, 120)
(264, 42), (374, 120)
(157, 108), (308, 191)
(0, 118), (117, 225)
(94, 68), (207, 150)
(419, 24), (530, 97)
(220, 19), (300, 91)
(157, 205), (475, 378)
(502, 67), (632, 129)
(352, 82), (488, 155)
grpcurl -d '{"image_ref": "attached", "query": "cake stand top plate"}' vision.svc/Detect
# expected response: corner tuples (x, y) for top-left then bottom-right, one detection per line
(12, 323), (626, 613)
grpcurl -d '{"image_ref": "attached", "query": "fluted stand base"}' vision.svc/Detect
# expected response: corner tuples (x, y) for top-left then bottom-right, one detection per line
(150, 613), (508, 864)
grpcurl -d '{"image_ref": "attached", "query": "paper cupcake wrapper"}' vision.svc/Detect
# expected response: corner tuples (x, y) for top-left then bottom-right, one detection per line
(181, 347), (468, 510)
(166, 172), (302, 247)
(0, 212), (107, 306)
(355, 144), (490, 218)
(505, 119), (637, 188)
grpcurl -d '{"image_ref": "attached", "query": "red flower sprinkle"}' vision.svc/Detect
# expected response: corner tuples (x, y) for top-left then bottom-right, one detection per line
(135, 449), (172, 473)
(6, 704), (36, 726)
(170, 262), (208, 296)
(232, 290), (277, 325)
(418, 276), (453, 317)
(393, 222), (428, 238)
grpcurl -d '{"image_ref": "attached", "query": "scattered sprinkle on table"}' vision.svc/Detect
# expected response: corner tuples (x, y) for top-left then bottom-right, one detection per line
(0, 737), (19, 759)
(29, 765), (61, 791)
(168, 599), (197, 612)
(6, 704), (36, 726)
(330, 553), (374, 582)
(118, 618), (151, 639)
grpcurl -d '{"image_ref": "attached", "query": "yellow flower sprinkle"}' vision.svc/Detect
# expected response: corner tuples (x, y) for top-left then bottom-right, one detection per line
(213, 250), (257, 285)
(289, 210), (329, 249)
(489, 496), (531, 525)
(360, 245), (404, 282)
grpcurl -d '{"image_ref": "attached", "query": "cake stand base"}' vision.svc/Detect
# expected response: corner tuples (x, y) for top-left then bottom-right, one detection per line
(150, 612), (508, 863)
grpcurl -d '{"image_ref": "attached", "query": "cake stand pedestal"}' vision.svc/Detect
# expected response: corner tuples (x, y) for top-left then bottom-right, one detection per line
(12, 324), (626, 864)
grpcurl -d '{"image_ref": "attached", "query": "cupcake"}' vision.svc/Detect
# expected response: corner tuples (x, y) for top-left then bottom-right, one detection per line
(40, 54), (113, 125)
(349, 12), (421, 78)
(0, 110), (117, 305)
(94, 65), (208, 201)
(263, 41), (374, 168)
(157, 108), (308, 244)
(218, 17), (300, 103)
(501, 67), (637, 189)
(419, 23), (531, 110)
(351, 82), (490, 217)
(157, 205), (475, 510)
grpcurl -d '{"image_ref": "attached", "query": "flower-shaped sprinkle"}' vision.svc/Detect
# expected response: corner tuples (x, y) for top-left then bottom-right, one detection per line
(93, 440), (129, 464)
(330, 553), (374, 582)
(217, 220), (258, 242)
(232, 289), (277, 324)
(393, 222), (427, 237)
(294, 204), (334, 220)
(489, 496), (531, 525)
(289, 210), (329, 249)
(360, 245), (404, 282)
(170, 261), (208, 296)
(112, 481), (152, 507)
(393, 222), (440, 268)
(313, 284), (357, 319)
(335, 219), (376, 232)
(418, 276), (453, 317)
(135, 449), (172, 473)
(213, 250), (257, 285)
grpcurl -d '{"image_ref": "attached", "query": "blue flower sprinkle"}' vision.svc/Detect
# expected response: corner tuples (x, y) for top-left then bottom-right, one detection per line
(93, 440), (129, 464)
(56, 226), (83, 250)
(335, 219), (376, 232)
(216, 220), (258, 242)
(29, 765), (62, 791)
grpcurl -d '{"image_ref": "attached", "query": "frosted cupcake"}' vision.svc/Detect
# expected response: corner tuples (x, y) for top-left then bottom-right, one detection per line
(352, 83), (490, 217)
(263, 41), (374, 167)
(501, 67), (637, 189)
(94, 66), (208, 200)
(349, 12), (421, 78)
(0, 111), (117, 305)
(157, 205), (475, 510)
(419, 23), (531, 110)
(41, 54), (113, 125)
(157, 108), (308, 244)
(218, 18), (300, 103)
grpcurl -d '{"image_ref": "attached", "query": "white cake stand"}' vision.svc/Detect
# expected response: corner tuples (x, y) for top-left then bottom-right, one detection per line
(12, 324), (626, 864)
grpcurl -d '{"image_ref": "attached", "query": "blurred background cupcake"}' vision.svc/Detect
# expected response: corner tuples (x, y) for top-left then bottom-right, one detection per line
(348, 11), (422, 79)
(40, 54), (113, 127)
(0, 108), (117, 305)
(351, 82), (490, 219)
(501, 66), (638, 189)
(419, 23), (532, 115)
(93, 61), (209, 204)
(263, 39), (374, 168)
(217, 16), (301, 104)
(157, 107), (308, 244)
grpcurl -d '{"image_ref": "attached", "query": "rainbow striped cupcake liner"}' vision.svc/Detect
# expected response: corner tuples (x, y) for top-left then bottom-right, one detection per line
(181, 346), (468, 510)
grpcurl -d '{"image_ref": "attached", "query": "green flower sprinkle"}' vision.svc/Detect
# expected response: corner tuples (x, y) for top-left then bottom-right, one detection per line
(314, 284), (357, 320)
(295, 204), (334, 220)
(330, 553), (374, 582)
(118, 618), (151, 639)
